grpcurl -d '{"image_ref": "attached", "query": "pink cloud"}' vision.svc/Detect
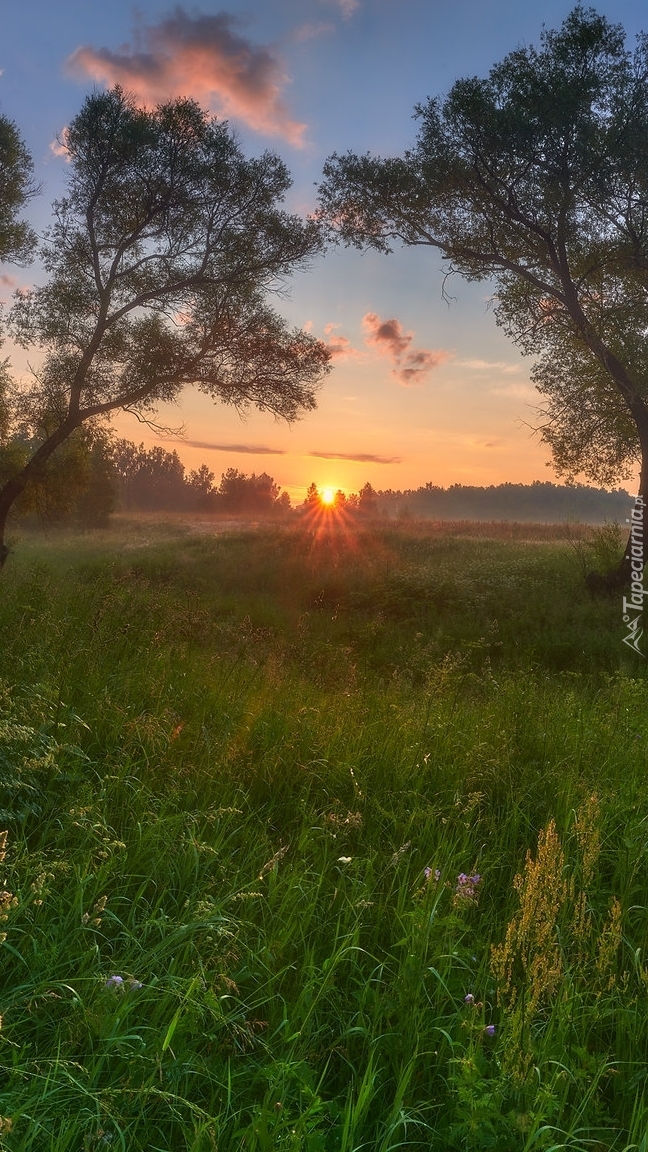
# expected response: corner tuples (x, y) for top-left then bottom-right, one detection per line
(323, 321), (361, 359)
(49, 126), (71, 160)
(396, 348), (450, 384)
(362, 312), (412, 358)
(66, 8), (306, 146)
(0, 273), (30, 301)
(362, 311), (450, 385)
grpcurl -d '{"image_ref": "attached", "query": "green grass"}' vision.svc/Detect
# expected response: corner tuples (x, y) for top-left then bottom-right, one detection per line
(0, 520), (647, 1150)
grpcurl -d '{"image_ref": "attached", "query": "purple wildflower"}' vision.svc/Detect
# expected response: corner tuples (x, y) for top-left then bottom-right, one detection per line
(464, 993), (475, 1004)
(454, 871), (482, 904)
(105, 975), (123, 989)
(484, 1024), (496, 1037)
(424, 867), (432, 881)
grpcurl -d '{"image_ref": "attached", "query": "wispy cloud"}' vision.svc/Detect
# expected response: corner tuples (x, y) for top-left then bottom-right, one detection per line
(66, 8), (306, 145)
(177, 439), (286, 455)
(325, 0), (360, 18)
(458, 358), (520, 374)
(490, 382), (537, 401)
(362, 312), (451, 385)
(293, 21), (335, 42)
(309, 450), (401, 464)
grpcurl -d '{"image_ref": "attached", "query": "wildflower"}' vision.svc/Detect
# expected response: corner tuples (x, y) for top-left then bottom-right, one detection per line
(464, 993), (475, 1004)
(491, 818), (568, 1084)
(105, 975), (123, 990)
(337, 856), (353, 864)
(453, 872), (482, 905)
(484, 1024), (496, 1037)
(424, 867), (441, 882)
(126, 978), (143, 991)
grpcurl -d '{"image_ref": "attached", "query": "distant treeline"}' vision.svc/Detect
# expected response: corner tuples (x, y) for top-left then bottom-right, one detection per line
(0, 433), (292, 527)
(371, 481), (634, 523)
(112, 440), (290, 516)
(1, 429), (635, 527)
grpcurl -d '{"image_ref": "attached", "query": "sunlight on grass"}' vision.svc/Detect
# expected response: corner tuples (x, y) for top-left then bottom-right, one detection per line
(0, 522), (646, 1149)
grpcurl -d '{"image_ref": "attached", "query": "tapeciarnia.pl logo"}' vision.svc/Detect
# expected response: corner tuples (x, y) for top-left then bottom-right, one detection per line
(622, 495), (645, 656)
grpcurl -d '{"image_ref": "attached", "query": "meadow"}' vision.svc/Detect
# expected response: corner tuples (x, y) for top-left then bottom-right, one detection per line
(0, 516), (647, 1151)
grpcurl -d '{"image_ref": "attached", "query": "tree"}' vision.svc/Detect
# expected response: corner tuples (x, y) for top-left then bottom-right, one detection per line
(358, 481), (378, 516)
(303, 481), (321, 508)
(318, 6), (648, 585)
(0, 424), (115, 527)
(73, 432), (116, 527)
(215, 468), (283, 515)
(187, 464), (216, 510)
(0, 87), (330, 563)
(0, 112), (36, 264)
(111, 439), (200, 511)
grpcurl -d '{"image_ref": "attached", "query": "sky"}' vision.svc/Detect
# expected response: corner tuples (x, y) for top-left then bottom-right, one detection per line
(1, 0), (647, 502)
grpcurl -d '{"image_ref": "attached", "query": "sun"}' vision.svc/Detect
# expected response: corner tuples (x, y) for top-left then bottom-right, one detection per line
(321, 487), (335, 505)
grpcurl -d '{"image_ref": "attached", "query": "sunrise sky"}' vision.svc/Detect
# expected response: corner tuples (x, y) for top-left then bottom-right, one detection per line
(2, 0), (647, 501)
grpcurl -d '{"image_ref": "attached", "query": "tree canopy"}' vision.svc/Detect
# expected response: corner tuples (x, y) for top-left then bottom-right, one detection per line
(318, 6), (648, 571)
(0, 87), (329, 562)
(0, 112), (36, 265)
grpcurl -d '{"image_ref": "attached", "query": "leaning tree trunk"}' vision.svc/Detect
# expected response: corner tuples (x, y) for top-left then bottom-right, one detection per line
(0, 416), (78, 567)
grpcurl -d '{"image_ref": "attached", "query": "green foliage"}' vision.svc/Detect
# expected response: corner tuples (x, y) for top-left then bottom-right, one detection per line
(111, 440), (194, 512)
(0, 522), (647, 1148)
(0, 86), (329, 553)
(215, 468), (286, 515)
(110, 441), (291, 515)
(586, 521), (626, 575)
(0, 112), (35, 264)
(0, 427), (116, 528)
(318, 6), (648, 490)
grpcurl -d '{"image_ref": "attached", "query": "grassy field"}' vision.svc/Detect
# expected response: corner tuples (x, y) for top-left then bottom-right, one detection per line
(0, 517), (647, 1151)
